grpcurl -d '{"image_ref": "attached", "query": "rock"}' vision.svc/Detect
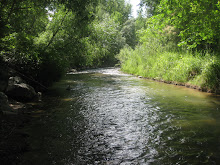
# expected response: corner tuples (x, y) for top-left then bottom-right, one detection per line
(37, 92), (42, 101)
(6, 76), (37, 102)
(8, 100), (27, 114)
(6, 83), (37, 102)
(0, 92), (12, 113)
(66, 85), (71, 90)
(138, 76), (143, 78)
(70, 69), (77, 72)
(8, 76), (26, 85)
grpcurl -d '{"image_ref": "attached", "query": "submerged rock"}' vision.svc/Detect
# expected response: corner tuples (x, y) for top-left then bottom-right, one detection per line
(66, 85), (71, 90)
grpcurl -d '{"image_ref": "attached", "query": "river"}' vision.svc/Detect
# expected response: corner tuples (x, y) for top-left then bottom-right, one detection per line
(21, 68), (220, 164)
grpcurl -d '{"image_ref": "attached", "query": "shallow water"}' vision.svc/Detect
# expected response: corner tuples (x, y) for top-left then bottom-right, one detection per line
(22, 68), (220, 164)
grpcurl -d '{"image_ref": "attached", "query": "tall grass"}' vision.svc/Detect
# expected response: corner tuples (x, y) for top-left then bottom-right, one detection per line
(117, 45), (220, 93)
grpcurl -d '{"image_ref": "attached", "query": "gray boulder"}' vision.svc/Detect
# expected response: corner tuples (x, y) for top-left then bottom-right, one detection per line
(6, 76), (37, 102)
(8, 76), (26, 85)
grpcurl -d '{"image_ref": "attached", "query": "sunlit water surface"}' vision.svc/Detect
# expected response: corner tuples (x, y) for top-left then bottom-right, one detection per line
(22, 68), (220, 165)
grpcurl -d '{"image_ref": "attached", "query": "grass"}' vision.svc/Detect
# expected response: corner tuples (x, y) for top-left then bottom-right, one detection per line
(117, 45), (220, 93)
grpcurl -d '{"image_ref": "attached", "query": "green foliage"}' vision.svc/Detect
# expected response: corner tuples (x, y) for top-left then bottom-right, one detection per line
(1, 0), (219, 95)
(0, 0), (100, 86)
(121, 19), (137, 49)
(84, 13), (126, 67)
(159, 0), (220, 51)
(198, 55), (220, 92)
(140, 0), (220, 51)
(140, 0), (160, 16)
(117, 45), (220, 92)
(37, 52), (68, 86)
(135, 13), (147, 31)
(70, 0), (132, 68)
(116, 0), (220, 93)
(101, 0), (132, 25)
(0, 0), (48, 58)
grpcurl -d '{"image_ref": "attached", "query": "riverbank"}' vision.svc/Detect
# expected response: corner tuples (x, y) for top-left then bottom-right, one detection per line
(136, 75), (213, 93)
(117, 45), (220, 94)
(0, 100), (44, 165)
(0, 60), (44, 164)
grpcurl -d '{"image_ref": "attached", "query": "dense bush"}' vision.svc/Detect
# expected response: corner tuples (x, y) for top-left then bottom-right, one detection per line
(117, 45), (220, 92)
(117, 0), (220, 93)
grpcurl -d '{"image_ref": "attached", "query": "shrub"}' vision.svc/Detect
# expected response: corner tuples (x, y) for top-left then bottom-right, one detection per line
(117, 45), (220, 93)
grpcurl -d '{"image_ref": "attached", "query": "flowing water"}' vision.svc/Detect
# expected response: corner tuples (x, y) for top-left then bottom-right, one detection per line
(22, 68), (220, 165)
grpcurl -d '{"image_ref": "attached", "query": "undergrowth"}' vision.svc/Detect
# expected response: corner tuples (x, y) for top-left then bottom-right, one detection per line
(117, 45), (220, 93)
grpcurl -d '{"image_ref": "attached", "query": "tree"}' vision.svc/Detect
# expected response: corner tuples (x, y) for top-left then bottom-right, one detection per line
(159, 0), (220, 50)
(0, 0), (134, 86)
(83, 13), (126, 66)
(140, 0), (160, 16)
(0, 0), (99, 86)
(98, 0), (132, 25)
(121, 19), (137, 49)
(0, 1), (49, 56)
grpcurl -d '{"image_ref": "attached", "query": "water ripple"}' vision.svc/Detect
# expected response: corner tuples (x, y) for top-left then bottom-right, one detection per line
(22, 68), (220, 165)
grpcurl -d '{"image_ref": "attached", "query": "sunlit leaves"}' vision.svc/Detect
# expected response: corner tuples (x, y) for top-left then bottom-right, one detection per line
(121, 19), (137, 49)
(84, 13), (126, 66)
(0, 0), (134, 85)
(159, 0), (220, 50)
(140, 0), (160, 16)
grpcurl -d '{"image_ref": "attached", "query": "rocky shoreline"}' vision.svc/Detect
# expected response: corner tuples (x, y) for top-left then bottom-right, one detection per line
(0, 63), (43, 165)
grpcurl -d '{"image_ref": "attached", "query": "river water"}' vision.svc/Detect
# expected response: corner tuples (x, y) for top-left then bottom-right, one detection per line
(22, 68), (220, 165)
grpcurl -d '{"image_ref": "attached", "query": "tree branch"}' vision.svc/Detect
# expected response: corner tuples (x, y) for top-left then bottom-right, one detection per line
(43, 11), (69, 52)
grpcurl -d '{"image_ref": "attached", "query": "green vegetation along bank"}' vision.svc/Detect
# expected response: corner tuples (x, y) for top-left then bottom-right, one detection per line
(117, 0), (220, 94)
(117, 46), (220, 93)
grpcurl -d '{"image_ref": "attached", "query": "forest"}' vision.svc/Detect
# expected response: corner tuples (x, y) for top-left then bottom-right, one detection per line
(118, 0), (220, 93)
(0, 0), (220, 91)
(1, 1), (220, 164)
(0, 0), (133, 87)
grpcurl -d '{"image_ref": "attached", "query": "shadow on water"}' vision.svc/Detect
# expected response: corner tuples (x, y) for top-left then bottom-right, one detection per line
(21, 68), (220, 164)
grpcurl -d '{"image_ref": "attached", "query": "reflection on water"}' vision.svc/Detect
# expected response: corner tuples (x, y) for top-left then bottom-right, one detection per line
(22, 68), (220, 165)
